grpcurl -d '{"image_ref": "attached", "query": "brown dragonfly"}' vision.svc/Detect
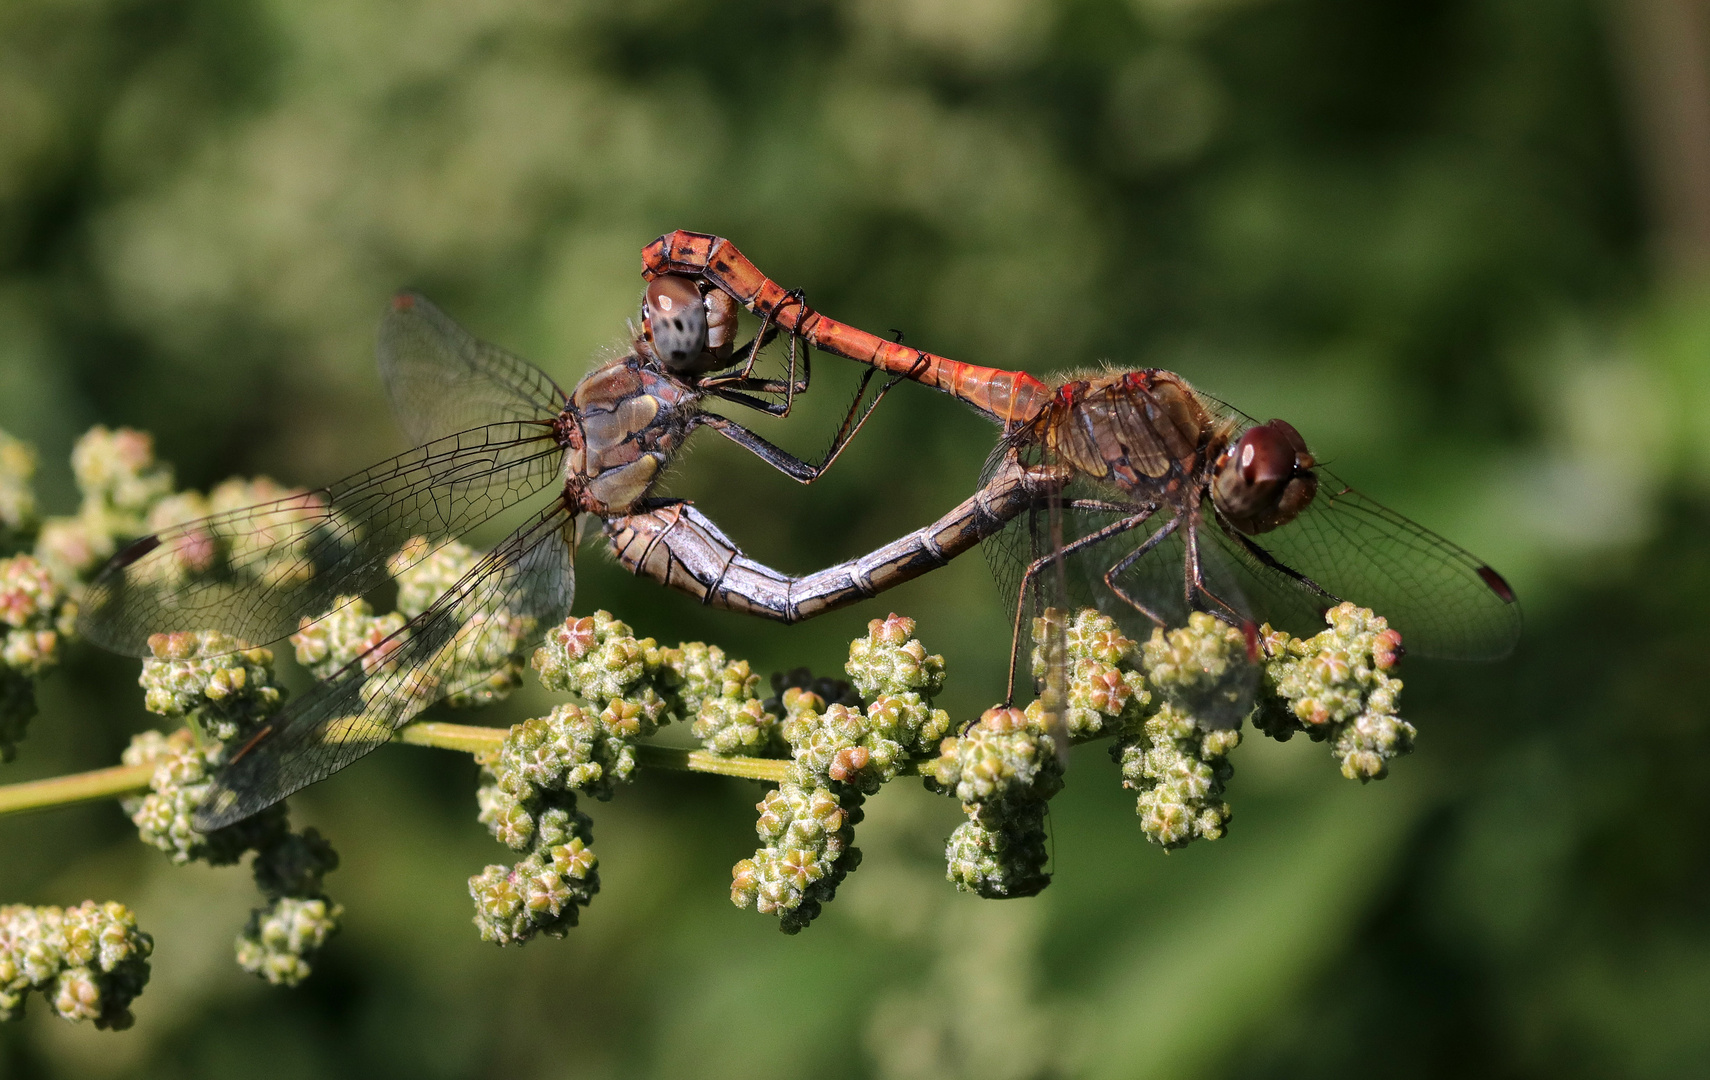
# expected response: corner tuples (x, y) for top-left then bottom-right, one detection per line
(633, 231), (1521, 700)
(80, 279), (894, 828)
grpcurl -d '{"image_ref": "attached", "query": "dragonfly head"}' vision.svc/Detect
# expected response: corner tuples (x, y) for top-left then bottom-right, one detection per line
(1212, 419), (1318, 535)
(641, 274), (739, 374)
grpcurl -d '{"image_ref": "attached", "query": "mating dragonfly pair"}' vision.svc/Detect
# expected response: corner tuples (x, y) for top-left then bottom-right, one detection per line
(80, 232), (1521, 829)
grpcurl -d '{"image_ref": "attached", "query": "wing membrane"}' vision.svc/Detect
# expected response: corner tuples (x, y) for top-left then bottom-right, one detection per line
(193, 503), (578, 829)
(380, 292), (569, 447)
(79, 423), (563, 656)
(1208, 470), (1521, 659)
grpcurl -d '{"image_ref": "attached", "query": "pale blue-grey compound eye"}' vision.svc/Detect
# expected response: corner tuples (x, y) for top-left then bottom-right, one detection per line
(644, 274), (709, 371)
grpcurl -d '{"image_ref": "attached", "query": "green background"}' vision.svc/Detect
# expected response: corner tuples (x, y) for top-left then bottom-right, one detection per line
(5, 0), (1710, 1075)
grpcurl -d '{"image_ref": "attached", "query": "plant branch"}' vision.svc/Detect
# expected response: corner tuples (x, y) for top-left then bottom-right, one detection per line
(0, 719), (811, 819)
(0, 762), (154, 817)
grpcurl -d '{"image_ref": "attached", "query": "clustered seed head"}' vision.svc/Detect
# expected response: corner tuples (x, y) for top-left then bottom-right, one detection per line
(1258, 603), (1412, 780)
(690, 655), (778, 755)
(290, 596), (408, 681)
(120, 727), (285, 865)
(729, 617), (951, 932)
(1029, 609), (1151, 740)
(783, 690), (949, 793)
(237, 829), (343, 987)
(69, 427), (174, 551)
(731, 781), (862, 934)
(466, 702), (624, 944)
(1142, 611), (1254, 730)
(532, 612), (673, 727)
(234, 897), (343, 988)
(0, 429), (37, 551)
(379, 538), (534, 709)
(0, 902), (153, 1030)
(493, 702), (638, 803)
(123, 633), (342, 984)
(845, 614), (946, 699)
(469, 792), (600, 945)
(139, 630), (283, 743)
(1115, 704), (1240, 849)
(389, 536), (480, 620)
(0, 554), (74, 761)
(927, 706), (1063, 897)
(32, 427), (174, 584)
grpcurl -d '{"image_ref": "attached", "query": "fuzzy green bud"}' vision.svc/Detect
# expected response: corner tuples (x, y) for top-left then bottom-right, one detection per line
(1258, 604), (1413, 780)
(845, 614), (946, 700)
(235, 897), (342, 987)
(290, 597), (407, 682)
(732, 781), (863, 933)
(0, 902), (153, 1029)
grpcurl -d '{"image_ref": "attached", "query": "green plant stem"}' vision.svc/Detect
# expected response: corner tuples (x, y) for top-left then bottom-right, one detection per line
(0, 719), (800, 818)
(0, 762), (155, 817)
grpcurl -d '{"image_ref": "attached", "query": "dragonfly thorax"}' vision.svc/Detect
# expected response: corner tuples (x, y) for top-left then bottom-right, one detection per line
(561, 354), (700, 516)
(1042, 372), (1213, 493)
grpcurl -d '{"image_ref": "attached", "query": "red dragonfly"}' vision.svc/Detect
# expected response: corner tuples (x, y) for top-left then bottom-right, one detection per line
(634, 231), (1520, 697)
(80, 279), (892, 828)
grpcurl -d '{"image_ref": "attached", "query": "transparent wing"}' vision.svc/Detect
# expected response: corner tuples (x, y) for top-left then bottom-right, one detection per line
(1206, 469), (1521, 659)
(379, 291), (570, 447)
(1189, 386), (1520, 658)
(193, 503), (578, 829)
(79, 422), (563, 656)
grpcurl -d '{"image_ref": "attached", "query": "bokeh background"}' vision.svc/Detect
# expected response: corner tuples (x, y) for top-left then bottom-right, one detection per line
(4, 0), (1710, 1075)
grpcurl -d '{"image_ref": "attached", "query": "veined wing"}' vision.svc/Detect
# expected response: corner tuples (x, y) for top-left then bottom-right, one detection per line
(1208, 468), (1521, 660)
(380, 292), (570, 447)
(79, 422), (564, 656)
(193, 502), (578, 829)
(1186, 386), (1519, 658)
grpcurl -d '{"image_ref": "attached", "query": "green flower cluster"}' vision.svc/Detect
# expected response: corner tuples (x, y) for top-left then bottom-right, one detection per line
(689, 648), (775, 755)
(731, 615), (951, 931)
(1109, 613), (1251, 848)
(533, 610), (674, 721)
(34, 427), (173, 584)
(236, 829), (343, 987)
(290, 595), (408, 681)
(1257, 602), (1412, 780)
(122, 631), (342, 986)
(388, 535), (479, 619)
(384, 537), (537, 710)
(927, 706), (1064, 898)
(730, 775), (862, 933)
(0, 430), (36, 554)
(470, 716), (602, 944)
(0, 902), (152, 1030)
(466, 608), (711, 946)
(1115, 705), (1241, 849)
(1026, 609), (1152, 740)
(0, 554), (75, 762)
(140, 476), (324, 592)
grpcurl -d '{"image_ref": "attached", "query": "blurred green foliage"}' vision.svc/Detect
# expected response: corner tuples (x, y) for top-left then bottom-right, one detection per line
(4, 0), (1710, 1075)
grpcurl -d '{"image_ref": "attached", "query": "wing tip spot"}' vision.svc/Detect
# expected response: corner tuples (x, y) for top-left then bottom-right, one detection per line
(112, 533), (162, 568)
(392, 292), (417, 312)
(1476, 565), (1517, 605)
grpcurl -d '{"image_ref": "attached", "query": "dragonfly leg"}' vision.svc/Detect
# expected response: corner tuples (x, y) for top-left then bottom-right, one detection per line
(693, 366), (905, 485)
(1003, 508), (1161, 705)
(1181, 512), (1250, 627)
(1213, 514), (1342, 606)
(1100, 511), (1178, 628)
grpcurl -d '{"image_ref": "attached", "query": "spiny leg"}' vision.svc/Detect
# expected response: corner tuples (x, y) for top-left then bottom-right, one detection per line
(1004, 507), (1161, 705)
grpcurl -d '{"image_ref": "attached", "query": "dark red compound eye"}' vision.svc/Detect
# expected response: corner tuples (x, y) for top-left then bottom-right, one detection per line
(1212, 419), (1318, 535)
